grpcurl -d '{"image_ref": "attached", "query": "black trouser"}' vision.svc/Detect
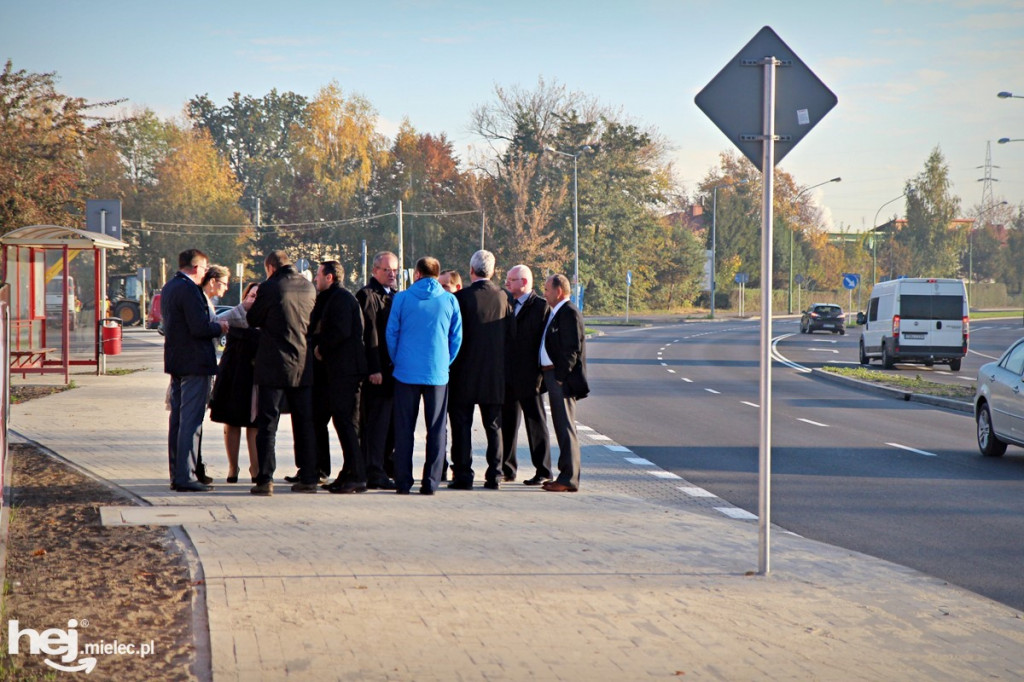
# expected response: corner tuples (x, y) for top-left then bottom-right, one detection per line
(314, 375), (365, 483)
(360, 383), (394, 483)
(500, 391), (552, 480)
(254, 385), (316, 485)
(449, 401), (503, 484)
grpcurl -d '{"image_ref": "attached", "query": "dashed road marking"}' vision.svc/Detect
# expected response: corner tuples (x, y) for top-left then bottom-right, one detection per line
(625, 457), (655, 466)
(797, 418), (829, 427)
(679, 486), (716, 498)
(705, 388), (720, 394)
(590, 434), (611, 441)
(648, 470), (682, 480)
(886, 442), (937, 457)
(681, 378), (693, 383)
(605, 445), (632, 453)
(741, 401), (759, 408)
(666, 369), (676, 374)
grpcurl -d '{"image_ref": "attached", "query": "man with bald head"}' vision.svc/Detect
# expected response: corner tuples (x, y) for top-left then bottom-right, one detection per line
(501, 264), (552, 485)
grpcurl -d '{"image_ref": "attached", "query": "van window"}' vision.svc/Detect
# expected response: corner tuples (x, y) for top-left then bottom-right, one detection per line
(900, 295), (963, 320)
(868, 297), (879, 322)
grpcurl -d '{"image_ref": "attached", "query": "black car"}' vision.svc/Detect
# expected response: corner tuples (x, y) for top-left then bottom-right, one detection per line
(800, 303), (845, 335)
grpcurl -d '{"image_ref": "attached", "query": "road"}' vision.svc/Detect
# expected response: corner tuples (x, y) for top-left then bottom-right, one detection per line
(583, 318), (1024, 611)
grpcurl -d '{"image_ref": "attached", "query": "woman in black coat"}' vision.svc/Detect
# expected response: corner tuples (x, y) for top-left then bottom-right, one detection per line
(209, 282), (260, 482)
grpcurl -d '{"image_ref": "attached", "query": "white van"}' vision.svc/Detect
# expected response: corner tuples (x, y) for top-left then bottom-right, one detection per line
(858, 277), (968, 371)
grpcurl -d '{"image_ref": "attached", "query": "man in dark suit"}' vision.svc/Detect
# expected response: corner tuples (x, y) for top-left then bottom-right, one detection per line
(500, 264), (552, 485)
(357, 251), (398, 490)
(163, 248), (229, 493)
(448, 250), (516, 490)
(540, 274), (589, 492)
(247, 250), (318, 496)
(310, 260), (368, 494)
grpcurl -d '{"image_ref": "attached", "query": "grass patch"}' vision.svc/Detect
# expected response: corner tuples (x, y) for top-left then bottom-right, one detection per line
(104, 367), (146, 376)
(822, 364), (975, 400)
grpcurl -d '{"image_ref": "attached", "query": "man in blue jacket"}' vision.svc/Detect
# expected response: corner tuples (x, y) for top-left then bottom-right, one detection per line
(386, 256), (462, 495)
(163, 248), (229, 493)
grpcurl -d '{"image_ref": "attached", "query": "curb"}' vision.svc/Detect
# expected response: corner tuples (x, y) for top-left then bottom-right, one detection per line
(809, 367), (973, 414)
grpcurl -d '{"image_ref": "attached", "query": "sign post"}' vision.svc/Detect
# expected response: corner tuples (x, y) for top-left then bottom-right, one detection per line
(696, 26), (837, 575)
(625, 270), (632, 324)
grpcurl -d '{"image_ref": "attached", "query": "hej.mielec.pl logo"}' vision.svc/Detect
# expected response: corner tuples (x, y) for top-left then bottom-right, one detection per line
(8, 618), (156, 673)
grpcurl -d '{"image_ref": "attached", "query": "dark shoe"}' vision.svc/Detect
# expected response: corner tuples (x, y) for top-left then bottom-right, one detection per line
(329, 481), (367, 494)
(291, 482), (319, 493)
(169, 482), (177, 491)
(503, 474), (516, 483)
(283, 473), (302, 484)
(250, 482), (273, 496)
(419, 486), (434, 495)
(175, 480), (214, 492)
(446, 480), (473, 490)
(395, 488), (411, 495)
(195, 463), (213, 485)
(321, 477), (343, 490)
(226, 469), (239, 484)
(483, 480), (499, 490)
(366, 478), (396, 490)
(523, 475), (551, 486)
(542, 481), (577, 493)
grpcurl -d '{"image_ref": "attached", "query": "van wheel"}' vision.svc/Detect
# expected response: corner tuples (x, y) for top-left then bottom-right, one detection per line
(859, 341), (869, 365)
(924, 360), (934, 367)
(949, 358), (962, 372)
(882, 342), (895, 369)
(977, 403), (1007, 457)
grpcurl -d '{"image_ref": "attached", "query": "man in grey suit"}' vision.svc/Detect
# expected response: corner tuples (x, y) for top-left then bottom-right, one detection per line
(540, 274), (589, 492)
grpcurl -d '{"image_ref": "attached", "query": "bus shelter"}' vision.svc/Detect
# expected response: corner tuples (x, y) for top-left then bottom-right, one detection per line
(1, 225), (128, 382)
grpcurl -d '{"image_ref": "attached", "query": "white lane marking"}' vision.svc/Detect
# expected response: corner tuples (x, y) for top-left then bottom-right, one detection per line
(716, 507), (758, 520)
(625, 457), (655, 466)
(674, 339), (680, 342)
(681, 377), (693, 383)
(577, 425), (594, 432)
(660, 346), (667, 351)
(886, 442), (938, 457)
(771, 333), (812, 373)
(589, 434), (611, 441)
(660, 362), (667, 366)
(649, 470), (682, 480)
(605, 445), (632, 453)
(679, 486), (716, 498)
(667, 369), (676, 374)
(741, 401), (759, 408)
(797, 418), (829, 427)
(705, 388), (721, 394)
(809, 348), (840, 354)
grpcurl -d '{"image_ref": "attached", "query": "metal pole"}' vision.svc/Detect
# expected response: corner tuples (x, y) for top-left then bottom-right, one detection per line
(361, 239), (367, 286)
(481, 211), (486, 250)
(572, 154), (580, 307)
(397, 200), (404, 291)
(758, 55), (778, 576)
(788, 227), (793, 314)
(711, 186), (718, 319)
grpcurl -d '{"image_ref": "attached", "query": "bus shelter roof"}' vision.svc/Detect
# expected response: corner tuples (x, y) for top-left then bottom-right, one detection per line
(0, 224), (127, 250)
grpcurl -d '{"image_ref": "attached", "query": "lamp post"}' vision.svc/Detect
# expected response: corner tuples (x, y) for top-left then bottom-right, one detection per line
(788, 177), (841, 314)
(871, 188), (913, 284)
(968, 200), (1009, 299)
(709, 178), (749, 319)
(544, 145), (592, 307)
(998, 138), (1024, 144)
(998, 91), (1024, 99)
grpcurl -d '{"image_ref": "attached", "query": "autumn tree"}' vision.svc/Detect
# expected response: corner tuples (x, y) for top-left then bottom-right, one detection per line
(900, 147), (962, 277)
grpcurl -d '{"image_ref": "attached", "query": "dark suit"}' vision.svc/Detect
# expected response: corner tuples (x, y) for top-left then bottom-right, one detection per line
(247, 265), (318, 485)
(542, 300), (589, 490)
(162, 271), (223, 487)
(357, 278), (396, 485)
(501, 292), (552, 480)
(448, 279), (515, 486)
(310, 283), (368, 484)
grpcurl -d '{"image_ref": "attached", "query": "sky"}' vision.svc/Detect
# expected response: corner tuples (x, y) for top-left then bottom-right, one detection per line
(3, 0), (1023, 233)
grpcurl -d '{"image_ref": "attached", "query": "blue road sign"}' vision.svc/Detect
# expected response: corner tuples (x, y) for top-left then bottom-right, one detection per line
(842, 273), (860, 290)
(626, 270), (632, 286)
(735, 272), (749, 284)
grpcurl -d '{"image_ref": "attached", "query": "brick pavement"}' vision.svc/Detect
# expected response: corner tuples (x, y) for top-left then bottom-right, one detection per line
(9, 328), (1024, 681)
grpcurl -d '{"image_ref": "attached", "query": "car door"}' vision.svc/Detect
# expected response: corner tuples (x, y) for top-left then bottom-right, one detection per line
(986, 340), (1024, 441)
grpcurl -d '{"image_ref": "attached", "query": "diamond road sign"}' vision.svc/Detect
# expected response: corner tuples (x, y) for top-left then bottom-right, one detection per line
(694, 26), (837, 172)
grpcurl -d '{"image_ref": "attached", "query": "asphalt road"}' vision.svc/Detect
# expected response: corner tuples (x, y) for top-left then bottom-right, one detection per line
(583, 318), (1024, 611)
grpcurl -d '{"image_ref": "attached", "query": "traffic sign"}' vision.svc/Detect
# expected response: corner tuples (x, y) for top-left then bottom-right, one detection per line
(734, 272), (749, 284)
(295, 257), (310, 272)
(842, 273), (860, 290)
(626, 270), (632, 286)
(694, 26), (838, 171)
(794, 274), (804, 285)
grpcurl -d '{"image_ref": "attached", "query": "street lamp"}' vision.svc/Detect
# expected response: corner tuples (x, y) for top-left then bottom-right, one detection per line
(544, 145), (592, 307)
(788, 177), (841, 313)
(968, 200), (1010, 298)
(997, 91), (1024, 99)
(998, 138), (1024, 144)
(709, 178), (749, 319)
(871, 188), (914, 284)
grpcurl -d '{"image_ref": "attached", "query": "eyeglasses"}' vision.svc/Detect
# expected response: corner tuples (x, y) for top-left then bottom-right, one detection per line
(216, 279), (229, 288)
(376, 267), (399, 273)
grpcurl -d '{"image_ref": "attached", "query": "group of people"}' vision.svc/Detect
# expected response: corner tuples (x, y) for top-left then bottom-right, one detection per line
(162, 246), (589, 497)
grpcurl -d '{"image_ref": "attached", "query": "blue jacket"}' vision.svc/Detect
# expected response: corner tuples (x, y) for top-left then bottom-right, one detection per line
(386, 277), (462, 386)
(162, 271), (222, 376)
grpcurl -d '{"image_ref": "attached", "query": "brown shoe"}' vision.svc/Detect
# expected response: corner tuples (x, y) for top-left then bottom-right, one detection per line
(250, 481), (273, 496)
(542, 481), (577, 493)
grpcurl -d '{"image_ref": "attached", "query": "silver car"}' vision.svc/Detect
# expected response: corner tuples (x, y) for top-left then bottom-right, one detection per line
(975, 338), (1024, 456)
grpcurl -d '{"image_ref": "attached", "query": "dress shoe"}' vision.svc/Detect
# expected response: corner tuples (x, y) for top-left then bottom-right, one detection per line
(250, 482), (273, 496)
(446, 480), (473, 490)
(329, 481), (367, 494)
(283, 473), (302, 484)
(523, 475), (551, 486)
(483, 480), (499, 490)
(291, 482), (319, 493)
(175, 480), (213, 493)
(226, 469), (239, 484)
(395, 488), (411, 495)
(503, 474), (516, 483)
(194, 463), (214, 485)
(366, 478), (396, 490)
(419, 486), (435, 496)
(542, 481), (577, 493)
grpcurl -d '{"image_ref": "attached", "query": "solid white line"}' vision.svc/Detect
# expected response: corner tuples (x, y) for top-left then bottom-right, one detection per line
(716, 507), (757, 520)
(741, 401), (759, 408)
(704, 388), (721, 394)
(679, 486), (716, 498)
(648, 470), (682, 480)
(886, 442), (938, 457)
(797, 418), (829, 427)
(625, 457), (655, 466)
(605, 445), (632, 453)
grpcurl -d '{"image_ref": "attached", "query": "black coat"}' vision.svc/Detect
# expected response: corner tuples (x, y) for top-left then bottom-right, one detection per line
(449, 279), (515, 405)
(247, 265), (316, 387)
(543, 301), (589, 400)
(310, 284), (368, 381)
(209, 326), (260, 426)
(356, 278), (395, 390)
(161, 271), (221, 376)
(506, 292), (550, 398)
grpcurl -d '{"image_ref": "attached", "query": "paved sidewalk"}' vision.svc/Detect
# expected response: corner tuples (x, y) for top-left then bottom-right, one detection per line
(10, 329), (1024, 681)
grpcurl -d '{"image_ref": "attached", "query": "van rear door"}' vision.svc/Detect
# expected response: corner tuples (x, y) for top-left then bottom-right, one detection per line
(896, 281), (966, 354)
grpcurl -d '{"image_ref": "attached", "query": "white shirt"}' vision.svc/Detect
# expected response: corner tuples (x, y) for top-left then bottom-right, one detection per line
(539, 298), (569, 367)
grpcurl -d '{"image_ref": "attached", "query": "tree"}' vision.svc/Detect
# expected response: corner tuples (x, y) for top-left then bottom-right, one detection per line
(900, 147), (961, 277)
